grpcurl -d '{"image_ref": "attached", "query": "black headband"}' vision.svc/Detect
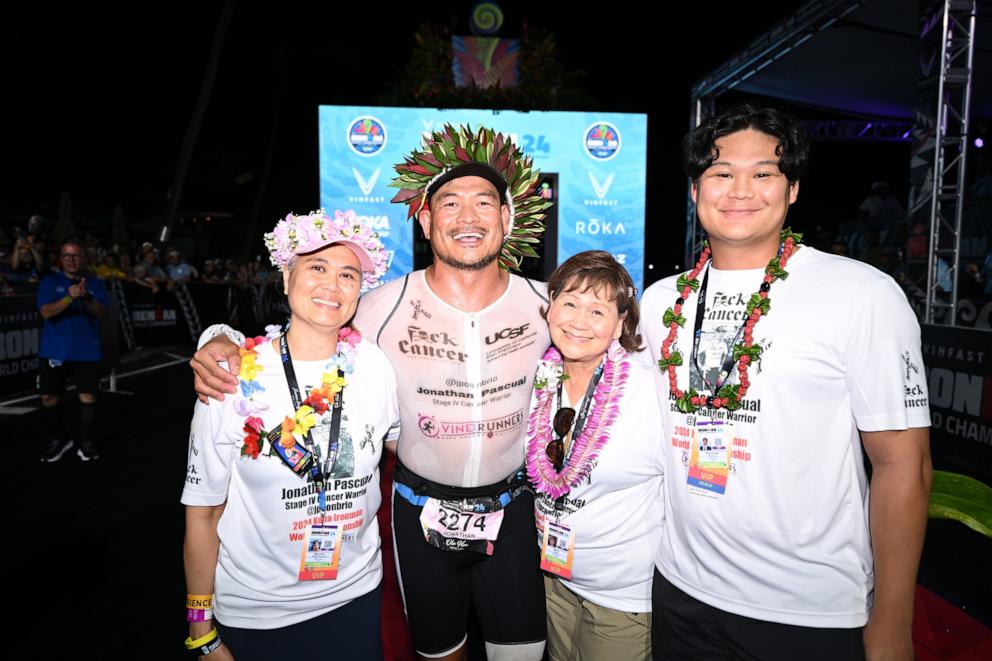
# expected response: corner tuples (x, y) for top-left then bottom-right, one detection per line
(425, 162), (509, 206)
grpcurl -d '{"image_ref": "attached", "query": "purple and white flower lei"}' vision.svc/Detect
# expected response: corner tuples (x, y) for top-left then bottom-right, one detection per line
(525, 340), (630, 499)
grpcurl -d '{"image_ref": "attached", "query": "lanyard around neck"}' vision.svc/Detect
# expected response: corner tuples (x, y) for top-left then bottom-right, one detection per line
(555, 360), (604, 464)
(278, 333), (344, 510)
(690, 265), (747, 397)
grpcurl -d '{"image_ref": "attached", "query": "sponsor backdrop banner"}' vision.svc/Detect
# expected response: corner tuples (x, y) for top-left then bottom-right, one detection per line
(921, 324), (992, 483)
(318, 106), (648, 290)
(0, 296), (42, 397)
(126, 286), (188, 347)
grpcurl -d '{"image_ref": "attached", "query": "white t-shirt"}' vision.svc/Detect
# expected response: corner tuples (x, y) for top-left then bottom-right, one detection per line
(181, 339), (400, 629)
(354, 270), (550, 487)
(532, 355), (665, 613)
(640, 247), (931, 628)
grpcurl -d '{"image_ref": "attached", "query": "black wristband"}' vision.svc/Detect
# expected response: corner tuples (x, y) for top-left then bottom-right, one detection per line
(192, 634), (223, 657)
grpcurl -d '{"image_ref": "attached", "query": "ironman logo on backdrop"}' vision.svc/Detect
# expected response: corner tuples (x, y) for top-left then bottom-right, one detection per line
(583, 122), (621, 161)
(347, 116), (387, 157)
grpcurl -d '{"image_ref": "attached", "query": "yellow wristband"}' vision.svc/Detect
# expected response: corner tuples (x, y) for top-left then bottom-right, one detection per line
(62, 295), (73, 304)
(184, 627), (218, 650)
(186, 594), (213, 609)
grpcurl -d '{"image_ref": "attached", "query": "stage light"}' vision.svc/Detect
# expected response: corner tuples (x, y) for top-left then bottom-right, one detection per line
(648, 264), (654, 270)
(975, 137), (984, 148)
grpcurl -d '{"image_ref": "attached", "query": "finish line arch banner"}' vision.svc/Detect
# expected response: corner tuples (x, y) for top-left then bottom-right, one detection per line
(318, 106), (648, 289)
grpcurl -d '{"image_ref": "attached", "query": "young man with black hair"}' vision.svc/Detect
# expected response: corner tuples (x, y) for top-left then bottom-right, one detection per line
(642, 103), (932, 661)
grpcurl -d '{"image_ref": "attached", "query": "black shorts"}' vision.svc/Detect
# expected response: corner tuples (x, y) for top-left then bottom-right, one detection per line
(392, 480), (546, 656)
(651, 570), (865, 661)
(37, 359), (101, 397)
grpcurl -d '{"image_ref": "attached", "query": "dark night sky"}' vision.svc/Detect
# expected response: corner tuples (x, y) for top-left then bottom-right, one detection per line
(5, 1), (911, 278)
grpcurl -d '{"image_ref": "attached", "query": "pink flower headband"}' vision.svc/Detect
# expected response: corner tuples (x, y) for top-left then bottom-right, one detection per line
(263, 209), (389, 288)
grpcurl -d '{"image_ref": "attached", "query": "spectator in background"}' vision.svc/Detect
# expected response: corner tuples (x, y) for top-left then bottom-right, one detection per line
(27, 213), (47, 239)
(10, 235), (45, 283)
(82, 232), (98, 248)
(220, 258), (238, 282)
(37, 242), (109, 463)
(199, 259), (222, 283)
(961, 262), (985, 300)
(84, 246), (100, 273)
(907, 223), (929, 260)
(166, 250), (197, 284)
(130, 262), (160, 294)
(94, 252), (127, 280)
(247, 260), (262, 285)
(855, 226), (886, 271)
(858, 181), (905, 231)
(141, 248), (168, 287)
(828, 237), (849, 257)
(0, 247), (18, 287)
(883, 221), (909, 262)
(234, 263), (251, 288)
(253, 258), (278, 286)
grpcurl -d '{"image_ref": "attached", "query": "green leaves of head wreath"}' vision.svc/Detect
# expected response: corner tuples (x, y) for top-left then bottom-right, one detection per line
(388, 124), (553, 272)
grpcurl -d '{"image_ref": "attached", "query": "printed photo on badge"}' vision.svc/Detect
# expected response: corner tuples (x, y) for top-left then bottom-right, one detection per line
(687, 419), (731, 496)
(298, 524), (342, 581)
(540, 520), (575, 580)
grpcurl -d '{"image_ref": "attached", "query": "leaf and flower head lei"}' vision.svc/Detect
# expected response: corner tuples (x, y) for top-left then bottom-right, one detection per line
(263, 208), (389, 290)
(389, 124), (553, 271)
(657, 228), (803, 413)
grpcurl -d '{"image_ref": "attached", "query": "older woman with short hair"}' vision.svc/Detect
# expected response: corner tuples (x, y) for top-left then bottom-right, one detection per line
(527, 250), (665, 661)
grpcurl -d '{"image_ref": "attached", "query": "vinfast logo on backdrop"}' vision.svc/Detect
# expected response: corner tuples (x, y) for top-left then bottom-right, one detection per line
(584, 171), (618, 207)
(349, 168), (384, 203)
(583, 122), (621, 160)
(347, 117), (387, 156)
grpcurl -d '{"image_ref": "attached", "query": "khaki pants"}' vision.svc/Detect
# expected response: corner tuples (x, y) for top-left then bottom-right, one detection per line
(545, 575), (651, 661)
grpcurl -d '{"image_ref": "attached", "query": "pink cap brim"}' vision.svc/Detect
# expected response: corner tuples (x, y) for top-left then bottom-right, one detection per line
(296, 238), (375, 273)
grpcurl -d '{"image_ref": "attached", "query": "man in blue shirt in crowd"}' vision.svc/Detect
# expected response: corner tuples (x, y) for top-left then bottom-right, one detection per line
(37, 241), (109, 462)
